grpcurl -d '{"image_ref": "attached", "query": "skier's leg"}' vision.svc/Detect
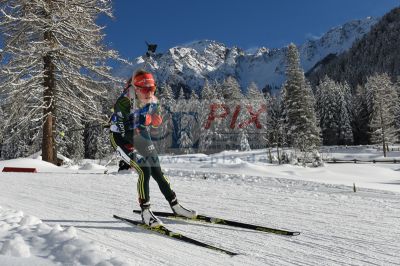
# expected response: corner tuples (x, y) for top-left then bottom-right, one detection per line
(110, 132), (162, 227)
(132, 132), (176, 202)
(152, 163), (197, 218)
(110, 132), (150, 203)
(149, 164), (176, 202)
(133, 159), (163, 227)
(134, 158), (151, 204)
(133, 132), (196, 218)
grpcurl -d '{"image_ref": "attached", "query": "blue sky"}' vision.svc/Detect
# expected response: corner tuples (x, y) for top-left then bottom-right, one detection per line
(100, 0), (399, 60)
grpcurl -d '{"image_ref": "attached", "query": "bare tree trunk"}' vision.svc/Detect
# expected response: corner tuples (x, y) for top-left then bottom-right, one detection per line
(42, 51), (56, 164)
(382, 134), (387, 157)
(380, 106), (387, 158)
(42, 0), (56, 164)
(276, 145), (281, 164)
(274, 131), (281, 164)
(267, 147), (272, 163)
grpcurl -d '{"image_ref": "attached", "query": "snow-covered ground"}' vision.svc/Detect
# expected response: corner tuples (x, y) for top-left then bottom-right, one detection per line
(0, 146), (399, 265)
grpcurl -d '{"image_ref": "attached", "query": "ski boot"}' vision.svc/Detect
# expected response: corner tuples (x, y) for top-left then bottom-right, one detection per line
(140, 202), (163, 227)
(170, 198), (197, 219)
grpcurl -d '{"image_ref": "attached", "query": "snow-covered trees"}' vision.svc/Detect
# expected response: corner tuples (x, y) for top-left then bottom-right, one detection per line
(156, 83), (175, 154)
(395, 79), (400, 134)
(0, 0), (121, 163)
(246, 82), (266, 150)
(365, 73), (399, 156)
(282, 43), (320, 152)
(349, 84), (370, 144)
(239, 130), (251, 151)
(265, 93), (286, 163)
(315, 76), (353, 145)
(178, 131), (193, 154)
(221, 76), (242, 100)
(198, 80), (215, 153)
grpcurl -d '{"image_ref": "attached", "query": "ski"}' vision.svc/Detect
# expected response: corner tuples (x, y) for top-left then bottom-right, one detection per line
(133, 210), (300, 236)
(113, 215), (239, 256)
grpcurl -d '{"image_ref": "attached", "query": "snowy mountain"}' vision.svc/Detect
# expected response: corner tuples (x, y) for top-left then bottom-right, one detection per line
(133, 17), (378, 92)
(307, 7), (400, 87)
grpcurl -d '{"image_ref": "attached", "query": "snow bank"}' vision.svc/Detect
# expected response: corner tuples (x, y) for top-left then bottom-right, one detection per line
(0, 158), (72, 173)
(161, 146), (400, 193)
(0, 158), (108, 174)
(79, 162), (107, 171)
(0, 206), (126, 266)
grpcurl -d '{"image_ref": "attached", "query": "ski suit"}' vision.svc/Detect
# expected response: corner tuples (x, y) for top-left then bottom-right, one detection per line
(109, 90), (176, 206)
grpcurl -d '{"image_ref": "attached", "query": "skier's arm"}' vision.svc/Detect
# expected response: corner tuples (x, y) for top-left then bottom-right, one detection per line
(111, 96), (132, 133)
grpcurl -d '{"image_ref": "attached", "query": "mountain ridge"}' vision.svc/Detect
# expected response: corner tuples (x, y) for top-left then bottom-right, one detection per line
(130, 16), (379, 92)
(306, 7), (400, 87)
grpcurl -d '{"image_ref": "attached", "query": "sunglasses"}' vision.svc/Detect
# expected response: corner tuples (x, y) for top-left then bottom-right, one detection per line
(135, 85), (156, 93)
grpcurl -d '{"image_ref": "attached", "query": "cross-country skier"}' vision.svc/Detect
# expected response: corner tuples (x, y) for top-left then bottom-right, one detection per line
(109, 69), (197, 227)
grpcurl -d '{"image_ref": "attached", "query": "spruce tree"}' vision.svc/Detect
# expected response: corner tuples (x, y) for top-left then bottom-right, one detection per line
(352, 85), (372, 144)
(315, 76), (353, 145)
(203, 79), (226, 152)
(247, 82), (261, 99)
(337, 82), (354, 145)
(265, 93), (286, 163)
(246, 82), (266, 150)
(365, 73), (398, 156)
(283, 43), (320, 153)
(188, 89), (200, 152)
(239, 130), (251, 151)
(157, 83), (175, 153)
(198, 80), (215, 153)
(95, 129), (112, 162)
(221, 76), (242, 100)
(395, 78), (400, 135)
(219, 76), (245, 150)
(315, 76), (337, 145)
(178, 131), (193, 154)
(176, 88), (199, 154)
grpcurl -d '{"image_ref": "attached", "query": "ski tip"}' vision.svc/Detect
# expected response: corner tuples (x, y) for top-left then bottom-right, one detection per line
(278, 231), (300, 236)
